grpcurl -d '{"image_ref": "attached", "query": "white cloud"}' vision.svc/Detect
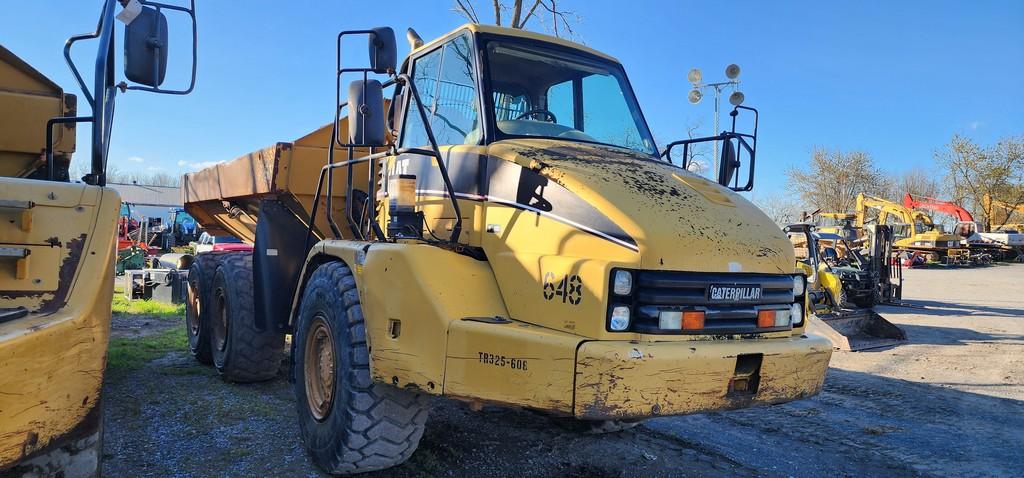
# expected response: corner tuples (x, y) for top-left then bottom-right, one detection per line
(127, 156), (145, 163)
(178, 160), (225, 171)
(146, 165), (164, 171)
(969, 121), (983, 130)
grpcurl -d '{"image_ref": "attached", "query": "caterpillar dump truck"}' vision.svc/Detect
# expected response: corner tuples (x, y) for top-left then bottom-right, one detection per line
(855, 193), (965, 262)
(785, 223), (905, 351)
(182, 24), (832, 474)
(0, 1), (197, 475)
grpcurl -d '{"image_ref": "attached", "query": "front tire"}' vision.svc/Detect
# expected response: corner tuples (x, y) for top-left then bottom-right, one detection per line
(293, 261), (429, 475)
(210, 252), (283, 382)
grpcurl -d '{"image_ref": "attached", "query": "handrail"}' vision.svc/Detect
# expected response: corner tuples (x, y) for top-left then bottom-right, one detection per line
(310, 30), (463, 251)
(660, 105), (758, 192)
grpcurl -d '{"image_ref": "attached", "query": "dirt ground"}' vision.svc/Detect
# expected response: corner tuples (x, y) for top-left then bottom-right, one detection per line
(102, 264), (1024, 477)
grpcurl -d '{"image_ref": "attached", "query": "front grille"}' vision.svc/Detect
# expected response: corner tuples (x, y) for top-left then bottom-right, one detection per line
(625, 271), (796, 334)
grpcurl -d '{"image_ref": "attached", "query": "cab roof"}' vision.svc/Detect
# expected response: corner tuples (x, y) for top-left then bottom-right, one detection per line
(410, 23), (619, 64)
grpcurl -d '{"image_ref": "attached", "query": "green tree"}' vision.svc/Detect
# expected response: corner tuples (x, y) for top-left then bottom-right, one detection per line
(936, 134), (1024, 229)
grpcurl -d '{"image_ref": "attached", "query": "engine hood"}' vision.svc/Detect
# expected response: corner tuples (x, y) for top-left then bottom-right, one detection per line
(488, 139), (794, 274)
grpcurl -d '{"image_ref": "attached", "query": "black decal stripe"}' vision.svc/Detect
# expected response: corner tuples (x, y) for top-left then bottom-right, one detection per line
(417, 189), (640, 252)
(394, 151), (638, 252)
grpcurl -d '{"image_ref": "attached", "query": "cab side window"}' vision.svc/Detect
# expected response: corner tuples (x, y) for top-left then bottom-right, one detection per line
(401, 34), (481, 147)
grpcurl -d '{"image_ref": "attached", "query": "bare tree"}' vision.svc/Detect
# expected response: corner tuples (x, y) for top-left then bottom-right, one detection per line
(785, 147), (889, 214)
(896, 166), (944, 200)
(753, 192), (802, 226)
(73, 164), (181, 186)
(453, 0), (580, 39)
(937, 134), (1024, 229)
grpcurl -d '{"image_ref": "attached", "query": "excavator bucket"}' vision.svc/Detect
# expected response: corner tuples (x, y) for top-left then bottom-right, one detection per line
(807, 309), (906, 351)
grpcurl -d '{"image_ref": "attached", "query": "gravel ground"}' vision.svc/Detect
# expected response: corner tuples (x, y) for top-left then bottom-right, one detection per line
(102, 264), (1024, 477)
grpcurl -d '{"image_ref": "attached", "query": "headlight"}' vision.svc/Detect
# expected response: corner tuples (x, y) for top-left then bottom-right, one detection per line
(609, 306), (631, 331)
(790, 302), (803, 326)
(792, 275), (805, 297)
(612, 270), (633, 295)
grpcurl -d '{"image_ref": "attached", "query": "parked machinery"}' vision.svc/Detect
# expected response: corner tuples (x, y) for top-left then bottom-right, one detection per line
(153, 207), (201, 251)
(0, 1), (197, 475)
(855, 193), (965, 263)
(182, 24), (832, 475)
(903, 193), (1022, 261)
(785, 223), (905, 351)
(983, 193), (1024, 232)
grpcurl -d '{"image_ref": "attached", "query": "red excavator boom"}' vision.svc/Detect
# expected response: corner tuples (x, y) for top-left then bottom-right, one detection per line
(903, 193), (975, 222)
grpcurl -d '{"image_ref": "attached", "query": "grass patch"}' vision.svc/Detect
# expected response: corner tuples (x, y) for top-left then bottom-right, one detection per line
(112, 294), (184, 318)
(171, 245), (196, 255)
(108, 326), (187, 371)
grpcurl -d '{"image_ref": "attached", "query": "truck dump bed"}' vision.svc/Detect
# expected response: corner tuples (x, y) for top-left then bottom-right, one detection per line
(0, 45), (76, 179)
(181, 119), (375, 243)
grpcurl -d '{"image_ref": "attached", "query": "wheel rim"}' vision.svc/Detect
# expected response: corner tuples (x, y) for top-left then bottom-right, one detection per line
(185, 281), (201, 337)
(212, 286), (228, 352)
(304, 315), (336, 422)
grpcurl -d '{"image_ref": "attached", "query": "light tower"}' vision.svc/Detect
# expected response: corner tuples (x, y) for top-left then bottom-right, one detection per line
(687, 64), (744, 173)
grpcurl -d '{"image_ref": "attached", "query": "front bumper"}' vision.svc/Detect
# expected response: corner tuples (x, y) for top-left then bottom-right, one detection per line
(574, 334), (832, 419)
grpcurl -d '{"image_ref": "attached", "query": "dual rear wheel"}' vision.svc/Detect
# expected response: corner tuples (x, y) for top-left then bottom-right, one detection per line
(185, 252), (282, 381)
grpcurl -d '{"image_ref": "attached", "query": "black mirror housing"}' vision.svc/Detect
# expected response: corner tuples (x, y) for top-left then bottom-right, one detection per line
(348, 79), (387, 146)
(717, 138), (738, 187)
(368, 27), (397, 74)
(123, 6), (168, 87)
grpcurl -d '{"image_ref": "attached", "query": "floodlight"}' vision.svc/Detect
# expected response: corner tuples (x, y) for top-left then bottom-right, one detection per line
(725, 64), (741, 79)
(688, 89), (703, 104)
(729, 91), (745, 106)
(687, 68), (702, 85)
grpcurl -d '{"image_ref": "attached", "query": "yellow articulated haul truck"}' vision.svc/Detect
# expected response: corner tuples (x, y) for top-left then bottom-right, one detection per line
(182, 24), (832, 474)
(1, 1), (197, 475)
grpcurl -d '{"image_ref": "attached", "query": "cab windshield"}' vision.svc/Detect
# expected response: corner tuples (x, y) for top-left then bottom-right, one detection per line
(485, 41), (657, 156)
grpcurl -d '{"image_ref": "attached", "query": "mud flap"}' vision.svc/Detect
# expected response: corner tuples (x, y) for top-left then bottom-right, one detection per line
(807, 309), (907, 351)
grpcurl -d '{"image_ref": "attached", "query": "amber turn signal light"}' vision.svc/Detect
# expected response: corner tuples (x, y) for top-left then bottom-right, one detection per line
(757, 310), (776, 328)
(682, 311), (705, 330)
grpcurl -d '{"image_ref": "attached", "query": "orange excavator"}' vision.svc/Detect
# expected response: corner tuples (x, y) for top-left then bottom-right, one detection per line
(903, 193), (1023, 260)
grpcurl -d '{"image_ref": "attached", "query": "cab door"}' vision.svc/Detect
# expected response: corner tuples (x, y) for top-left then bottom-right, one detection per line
(389, 31), (486, 246)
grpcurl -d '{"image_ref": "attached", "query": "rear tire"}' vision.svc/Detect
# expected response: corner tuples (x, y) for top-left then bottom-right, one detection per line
(293, 261), (429, 475)
(184, 252), (229, 365)
(210, 253), (283, 382)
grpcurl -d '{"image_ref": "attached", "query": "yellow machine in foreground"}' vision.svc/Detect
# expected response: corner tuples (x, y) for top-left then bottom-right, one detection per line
(182, 24), (831, 475)
(855, 193), (964, 261)
(0, 2), (197, 475)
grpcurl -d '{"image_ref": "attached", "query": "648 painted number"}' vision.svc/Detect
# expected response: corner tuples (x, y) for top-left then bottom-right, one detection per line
(543, 272), (582, 305)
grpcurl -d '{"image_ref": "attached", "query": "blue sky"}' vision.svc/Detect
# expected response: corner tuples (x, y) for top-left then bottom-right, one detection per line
(3, 1), (1022, 197)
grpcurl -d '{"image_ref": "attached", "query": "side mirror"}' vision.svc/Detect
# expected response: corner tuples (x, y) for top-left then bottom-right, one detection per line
(348, 79), (387, 146)
(124, 6), (169, 87)
(368, 27), (397, 74)
(717, 137), (739, 187)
